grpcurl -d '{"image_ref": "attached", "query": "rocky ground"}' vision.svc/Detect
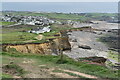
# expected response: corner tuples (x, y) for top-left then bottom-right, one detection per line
(63, 22), (119, 69)
(73, 21), (118, 30)
(63, 30), (109, 59)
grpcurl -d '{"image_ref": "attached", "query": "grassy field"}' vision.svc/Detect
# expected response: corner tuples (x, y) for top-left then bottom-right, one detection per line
(1, 23), (75, 44)
(1, 12), (117, 44)
(3, 12), (117, 22)
(1, 31), (37, 44)
(1, 51), (119, 79)
(1, 24), (48, 44)
(107, 51), (119, 63)
(1, 73), (13, 78)
(3, 12), (86, 19)
(0, 22), (16, 26)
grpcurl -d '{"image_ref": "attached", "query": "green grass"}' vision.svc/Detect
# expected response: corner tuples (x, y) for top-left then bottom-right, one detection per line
(1, 23), (73, 44)
(3, 64), (25, 77)
(1, 24), (44, 44)
(3, 12), (86, 20)
(1, 24), (85, 44)
(108, 51), (119, 61)
(2, 12), (117, 22)
(1, 32), (38, 44)
(1, 73), (13, 78)
(1, 52), (119, 79)
(0, 22), (16, 26)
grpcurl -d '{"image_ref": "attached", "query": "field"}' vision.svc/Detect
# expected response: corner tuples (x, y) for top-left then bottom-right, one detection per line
(1, 23), (75, 44)
(0, 22), (16, 26)
(1, 52), (119, 79)
(1, 12), (117, 44)
(2, 12), (117, 22)
(1, 25), (38, 44)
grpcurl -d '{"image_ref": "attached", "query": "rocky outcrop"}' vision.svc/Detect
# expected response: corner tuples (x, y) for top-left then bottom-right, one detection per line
(53, 37), (71, 51)
(78, 57), (107, 65)
(3, 42), (52, 54)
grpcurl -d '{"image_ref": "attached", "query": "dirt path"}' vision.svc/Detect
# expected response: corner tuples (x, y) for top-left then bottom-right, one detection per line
(50, 71), (78, 78)
(2, 56), (103, 79)
(19, 59), (78, 78)
(61, 69), (98, 79)
(19, 59), (54, 78)
(19, 59), (99, 78)
(48, 68), (78, 78)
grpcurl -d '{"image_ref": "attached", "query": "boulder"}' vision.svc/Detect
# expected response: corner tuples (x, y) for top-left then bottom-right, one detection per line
(71, 39), (77, 42)
(79, 57), (107, 64)
(78, 45), (91, 50)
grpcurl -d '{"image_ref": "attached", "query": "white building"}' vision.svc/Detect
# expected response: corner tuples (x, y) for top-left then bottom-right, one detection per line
(28, 26), (51, 34)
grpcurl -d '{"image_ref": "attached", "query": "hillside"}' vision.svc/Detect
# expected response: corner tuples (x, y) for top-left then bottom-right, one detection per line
(1, 11), (119, 79)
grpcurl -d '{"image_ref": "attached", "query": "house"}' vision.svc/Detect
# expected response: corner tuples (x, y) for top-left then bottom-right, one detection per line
(2, 14), (56, 26)
(28, 26), (51, 34)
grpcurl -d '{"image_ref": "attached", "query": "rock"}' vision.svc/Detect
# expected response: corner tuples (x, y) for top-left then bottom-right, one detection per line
(78, 45), (91, 50)
(98, 32), (102, 35)
(71, 39), (77, 42)
(52, 37), (71, 51)
(92, 31), (97, 34)
(113, 66), (120, 69)
(10, 61), (14, 64)
(54, 34), (60, 36)
(67, 33), (72, 35)
(79, 57), (107, 64)
(107, 30), (112, 32)
(106, 59), (120, 70)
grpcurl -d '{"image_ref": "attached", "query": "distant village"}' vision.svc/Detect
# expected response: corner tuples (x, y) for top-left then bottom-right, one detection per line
(1, 12), (118, 34)
(1, 14), (55, 26)
(1, 14), (79, 34)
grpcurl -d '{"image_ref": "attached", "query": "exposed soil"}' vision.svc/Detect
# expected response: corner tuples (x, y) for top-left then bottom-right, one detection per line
(2, 56), (100, 79)
(2, 64), (23, 78)
(61, 69), (98, 79)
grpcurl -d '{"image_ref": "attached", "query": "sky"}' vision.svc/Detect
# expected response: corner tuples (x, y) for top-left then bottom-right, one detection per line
(1, 0), (119, 2)
(2, 2), (118, 13)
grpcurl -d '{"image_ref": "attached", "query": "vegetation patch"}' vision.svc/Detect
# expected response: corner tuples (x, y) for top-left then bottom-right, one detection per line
(1, 52), (119, 79)
(1, 32), (38, 44)
(2, 64), (25, 77)
(1, 73), (13, 78)
(108, 51), (118, 61)
(0, 22), (16, 26)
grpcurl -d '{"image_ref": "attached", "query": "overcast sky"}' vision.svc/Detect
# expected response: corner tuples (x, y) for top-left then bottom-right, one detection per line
(2, 2), (118, 13)
(1, 0), (119, 2)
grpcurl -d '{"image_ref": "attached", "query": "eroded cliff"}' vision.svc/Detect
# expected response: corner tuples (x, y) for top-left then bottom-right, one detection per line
(2, 33), (71, 55)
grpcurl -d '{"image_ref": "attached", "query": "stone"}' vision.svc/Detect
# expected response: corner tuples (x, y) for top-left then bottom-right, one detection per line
(71, 39), (77, 42)
(79, 57), (107, 64)
(78, 45), (91, 50)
